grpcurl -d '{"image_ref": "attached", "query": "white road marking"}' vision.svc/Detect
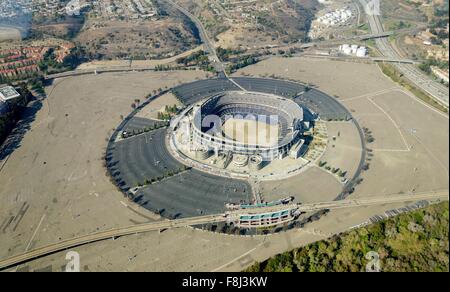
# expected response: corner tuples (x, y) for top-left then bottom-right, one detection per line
(25, 214), (46, 252)
(367, 97), (411, 152)
(342, 87), (398, 102)
(211, 244), (261, 272)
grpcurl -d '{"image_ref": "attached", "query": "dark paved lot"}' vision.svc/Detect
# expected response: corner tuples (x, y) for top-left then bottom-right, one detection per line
(172, 78), (240, 105)
(232, 77), (351, 121)
(109, 128), (183, 190)
(134, 169), (251, 218)
(297, 89), (351, 121)
(123, 117), (160, 133)
(233, 77), (306, 97)
(108, 115), (252, 218)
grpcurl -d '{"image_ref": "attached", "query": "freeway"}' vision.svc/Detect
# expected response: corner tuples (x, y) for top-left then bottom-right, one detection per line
(0, 191), (447, 271)
(358, 0), (449, 108)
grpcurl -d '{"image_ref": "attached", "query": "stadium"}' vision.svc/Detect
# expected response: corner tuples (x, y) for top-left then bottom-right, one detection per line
(180, 91), (307, 161)
(106, 77), (357, 220)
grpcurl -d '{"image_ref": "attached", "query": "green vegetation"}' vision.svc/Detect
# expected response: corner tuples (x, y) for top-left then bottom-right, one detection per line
(387, 20), (412, 31)
(358, 23), (370, 31)
(226, 54), (260, 74)
(216, 47), (246, 62)
(121, 121), (170, 139)
(379, 63), (448, 114)
(38, 47), (85, 75)
(157, 104), (178, 121)
(245, 202), (449, 272)
(175, 50), (215, 72)
(134, 165), (191, 189)
(418, 58), (449, 75)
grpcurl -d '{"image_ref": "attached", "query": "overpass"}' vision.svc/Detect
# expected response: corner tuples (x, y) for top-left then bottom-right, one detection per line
(358, 31), (394, 40)
(371, 57), (419, 64)
(0, 191), (447, 271)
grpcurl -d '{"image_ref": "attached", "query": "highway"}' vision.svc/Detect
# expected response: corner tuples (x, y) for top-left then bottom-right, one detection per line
(358, 0), (449, 108)
(0, 191), (447, 271)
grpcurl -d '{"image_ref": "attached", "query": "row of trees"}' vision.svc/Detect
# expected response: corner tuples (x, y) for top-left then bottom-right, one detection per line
(121, 121), (170, 139)
(135, 165), (191, 188)
(157, 104), (178, 121)
(226, 55), (260, 74)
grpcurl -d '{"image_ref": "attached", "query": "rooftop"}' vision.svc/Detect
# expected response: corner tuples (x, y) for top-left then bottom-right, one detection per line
(0, 85), (20, 102)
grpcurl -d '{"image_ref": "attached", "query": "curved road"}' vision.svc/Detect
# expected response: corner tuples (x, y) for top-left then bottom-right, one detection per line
(0, 191), (447, 271)
(164, 0), (225, 75)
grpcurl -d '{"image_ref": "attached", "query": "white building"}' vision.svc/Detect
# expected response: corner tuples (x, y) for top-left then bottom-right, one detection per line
(356, 47), (368, 57)
(0, 85), (20, 102)
(339, 44), (368, 58)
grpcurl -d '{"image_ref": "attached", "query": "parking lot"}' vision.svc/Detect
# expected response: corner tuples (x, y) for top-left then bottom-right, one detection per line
(134, 169), (251, 218)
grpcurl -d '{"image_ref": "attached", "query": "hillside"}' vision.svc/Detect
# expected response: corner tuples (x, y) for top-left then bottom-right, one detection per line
(245, 202), (449, 272)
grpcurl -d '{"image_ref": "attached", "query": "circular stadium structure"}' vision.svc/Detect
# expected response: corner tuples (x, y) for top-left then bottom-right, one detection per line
(107, 77), (362, 228)
(175, 91), (306, 161)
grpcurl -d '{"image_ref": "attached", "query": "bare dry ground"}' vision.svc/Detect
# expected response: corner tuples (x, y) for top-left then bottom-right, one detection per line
(260, 166), (343, 203)
(135, 92), (182, 120)
(76, 18), (199, 60)
(321, 121), (362, 180)
(346, 90), (449, 198)
(0, 27), (21, 41)
(238, 57), (449, 201)
(0, 70), (207, 260)
(76, 46), (204, 70)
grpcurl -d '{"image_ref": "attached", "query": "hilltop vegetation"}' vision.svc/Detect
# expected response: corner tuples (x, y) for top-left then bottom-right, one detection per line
(245, 202), (449, 272)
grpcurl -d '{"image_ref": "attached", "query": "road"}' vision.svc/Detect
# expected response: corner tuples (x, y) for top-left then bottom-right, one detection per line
(0, 191), (447, 271)
(164, 0), (248, 91)
(164, 0), (225, 75)
(358, 0), (449, 108)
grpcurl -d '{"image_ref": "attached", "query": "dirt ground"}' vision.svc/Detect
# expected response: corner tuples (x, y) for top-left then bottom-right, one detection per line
(135, 92), (182, 120)
(77, 46), (204, 70)
(234, 56), (397, 100)
(260, 166), (344, 203)
(321, 121), (363, 180)
(0, 27), (21, 41)
(75, 18), (199, 60)
(0, 70), (207, 260)
(239, 57), (448, 201)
